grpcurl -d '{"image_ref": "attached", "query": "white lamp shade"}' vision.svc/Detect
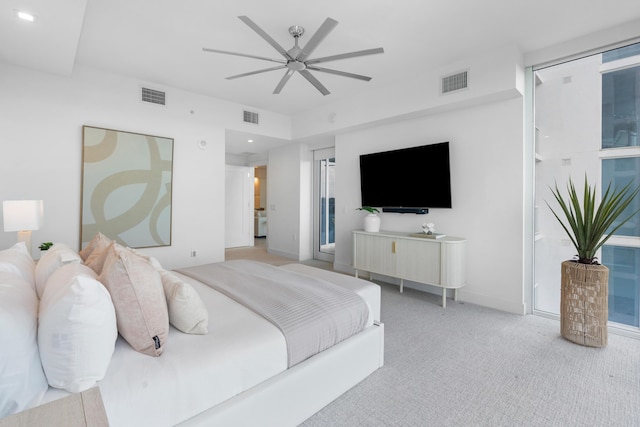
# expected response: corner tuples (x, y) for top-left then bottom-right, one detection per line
(3, 200), (44, 232)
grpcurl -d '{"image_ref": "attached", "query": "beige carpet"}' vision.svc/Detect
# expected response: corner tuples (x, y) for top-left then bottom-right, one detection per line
(225, 245), (294, 265)
(225, 242), (334, 271)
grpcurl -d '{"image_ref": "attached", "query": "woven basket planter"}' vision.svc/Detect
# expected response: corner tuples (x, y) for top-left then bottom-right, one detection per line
(560, 260), (609, 347)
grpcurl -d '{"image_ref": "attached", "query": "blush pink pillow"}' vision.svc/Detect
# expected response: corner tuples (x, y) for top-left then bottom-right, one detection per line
(79, 232), (112, 262)
(99, 245), (168, 356)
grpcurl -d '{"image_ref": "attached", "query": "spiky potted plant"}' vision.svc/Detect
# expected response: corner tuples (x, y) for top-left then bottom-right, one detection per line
(357, 206), (381, 232)
(548, 176), (640, 347)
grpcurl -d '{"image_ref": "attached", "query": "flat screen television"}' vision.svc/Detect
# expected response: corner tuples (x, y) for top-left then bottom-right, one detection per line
(359, 141), (452, 213)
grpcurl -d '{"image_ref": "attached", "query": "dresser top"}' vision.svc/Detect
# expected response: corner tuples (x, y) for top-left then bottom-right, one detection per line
(353, 229), (465, 243)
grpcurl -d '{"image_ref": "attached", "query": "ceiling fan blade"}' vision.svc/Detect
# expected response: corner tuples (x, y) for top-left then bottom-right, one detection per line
(226, 65), (287, 80)
(273, 70), (295, 94)
(299, 70), (330, 96)
(306, 47), (385, 65)
(238, 16), (293, 61)
(306, 66), (372, 81)
(202, 48), (286, 64)
(297, 17), (338, 62)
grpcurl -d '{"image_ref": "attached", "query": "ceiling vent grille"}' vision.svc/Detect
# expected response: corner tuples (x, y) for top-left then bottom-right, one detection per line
(141, 87), (166, 105)
(441, 70), (468, 94)
(243, 110), (259, 125)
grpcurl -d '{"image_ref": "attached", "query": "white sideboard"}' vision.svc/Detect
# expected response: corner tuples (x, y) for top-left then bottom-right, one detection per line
(352, 230), (466, 307)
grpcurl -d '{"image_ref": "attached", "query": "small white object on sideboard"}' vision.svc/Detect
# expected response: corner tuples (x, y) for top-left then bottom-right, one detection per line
(352, 230), (466, 308)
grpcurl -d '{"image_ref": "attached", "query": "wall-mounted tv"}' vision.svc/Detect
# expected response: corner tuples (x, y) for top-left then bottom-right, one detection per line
(359, 141), (452, 214)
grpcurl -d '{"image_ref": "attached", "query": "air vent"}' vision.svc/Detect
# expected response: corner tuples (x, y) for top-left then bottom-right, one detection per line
(243, 110), (259, 125)
(441, 70), (468, 94)
(141, 87), (166, 105)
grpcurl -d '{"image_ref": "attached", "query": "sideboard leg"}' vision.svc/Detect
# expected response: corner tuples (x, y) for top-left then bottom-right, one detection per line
(442, 289), (447, 308)
(400, 279), (403, 293)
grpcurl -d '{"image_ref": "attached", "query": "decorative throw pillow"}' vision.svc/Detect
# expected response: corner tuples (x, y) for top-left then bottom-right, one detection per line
(0, 272), (48, 417)
(38, 263), (117, 393)
(79, 232), (112, 262)
(159, 270), (208, 335)
(85, 240), (115, 275)
(127, 247), (163, 270)
(99, 245), (168, 356)
(34, 243), (82, 299)
(0, 242), (35, 289)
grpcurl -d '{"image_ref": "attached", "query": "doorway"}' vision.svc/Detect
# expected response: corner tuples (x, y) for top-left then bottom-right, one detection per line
(313, 149), (335, 262)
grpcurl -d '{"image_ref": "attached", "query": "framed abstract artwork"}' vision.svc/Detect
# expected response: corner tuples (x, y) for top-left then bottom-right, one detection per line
(80, 126), (174, 248)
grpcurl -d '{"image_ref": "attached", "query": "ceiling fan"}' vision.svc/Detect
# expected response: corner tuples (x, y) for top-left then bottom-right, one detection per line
(203, 16), (384, 96)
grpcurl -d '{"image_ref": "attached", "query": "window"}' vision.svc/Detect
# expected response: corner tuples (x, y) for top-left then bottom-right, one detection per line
(602, 246), (640, 326)
(534, 41), (640, 331)
(601, 158), (640, 237)
(600, 43), (640, 327)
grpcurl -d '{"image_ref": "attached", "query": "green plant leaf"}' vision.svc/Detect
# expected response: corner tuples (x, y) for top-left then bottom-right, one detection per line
(547, 176), (640, 264)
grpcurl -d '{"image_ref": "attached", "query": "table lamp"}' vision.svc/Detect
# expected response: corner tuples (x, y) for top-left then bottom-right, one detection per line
(2, 200), (44, 254)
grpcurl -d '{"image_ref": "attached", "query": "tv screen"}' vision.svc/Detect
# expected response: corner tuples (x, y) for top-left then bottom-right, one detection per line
(359, 141), (452, 210)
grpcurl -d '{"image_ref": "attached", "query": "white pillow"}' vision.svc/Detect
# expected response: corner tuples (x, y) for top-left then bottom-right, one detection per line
(0, 272), (48, 417)
(34, 243), (82, 299)
(38, 263), (117, 393)
(160, 270), (208, 334)
(0, 242), (35, 289)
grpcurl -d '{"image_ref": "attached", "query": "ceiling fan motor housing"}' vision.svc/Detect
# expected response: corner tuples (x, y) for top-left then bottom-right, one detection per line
(288, 25), (305, 38)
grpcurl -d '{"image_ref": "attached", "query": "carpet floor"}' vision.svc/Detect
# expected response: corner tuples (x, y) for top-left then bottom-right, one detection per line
(226, 245), (640, 426)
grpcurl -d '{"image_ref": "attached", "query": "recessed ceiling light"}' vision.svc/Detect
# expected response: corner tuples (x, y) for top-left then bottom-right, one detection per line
(248, 139), (254, 143)
(15, 10), (36, 22)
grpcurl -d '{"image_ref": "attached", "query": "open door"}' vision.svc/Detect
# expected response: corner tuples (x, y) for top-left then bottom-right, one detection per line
(225, 165), (254, 248)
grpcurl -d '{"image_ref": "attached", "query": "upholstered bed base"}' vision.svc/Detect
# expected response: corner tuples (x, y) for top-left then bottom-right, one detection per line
(180, 322), (384, 426)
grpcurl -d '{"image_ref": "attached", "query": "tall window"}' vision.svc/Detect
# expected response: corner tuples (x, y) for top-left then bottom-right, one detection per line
(600, 47), (640, 327)
(534, 42), (640, 331)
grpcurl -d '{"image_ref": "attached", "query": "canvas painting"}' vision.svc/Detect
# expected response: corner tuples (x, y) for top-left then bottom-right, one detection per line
(81, 126), (173, 248)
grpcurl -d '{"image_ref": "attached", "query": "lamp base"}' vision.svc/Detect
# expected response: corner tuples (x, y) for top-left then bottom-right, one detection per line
(17, 230), (33, 257)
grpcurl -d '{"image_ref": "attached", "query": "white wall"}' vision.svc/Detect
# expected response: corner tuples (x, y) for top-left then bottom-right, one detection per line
(333, 97), (526, 314)
(0, 62), (291, 268)
(258, 44), (529, 313)
(264, 142), (313, 261)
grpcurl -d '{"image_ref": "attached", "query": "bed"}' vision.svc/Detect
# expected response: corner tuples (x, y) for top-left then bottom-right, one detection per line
(0, 240), (384, 427)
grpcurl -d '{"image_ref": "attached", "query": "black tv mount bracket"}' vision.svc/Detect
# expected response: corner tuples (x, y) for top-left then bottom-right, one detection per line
(382, 207), (428, 214)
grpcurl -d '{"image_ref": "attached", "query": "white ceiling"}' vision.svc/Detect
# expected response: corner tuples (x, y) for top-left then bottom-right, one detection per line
(3, 0), (640, 153)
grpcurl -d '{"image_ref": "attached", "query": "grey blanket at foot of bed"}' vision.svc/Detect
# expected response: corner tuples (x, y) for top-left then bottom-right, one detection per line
(176, 260), (369, 367)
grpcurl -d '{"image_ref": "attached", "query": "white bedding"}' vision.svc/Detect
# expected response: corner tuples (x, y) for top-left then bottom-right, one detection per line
(43, 276), (287, 426)
(39, 264), (380, 426)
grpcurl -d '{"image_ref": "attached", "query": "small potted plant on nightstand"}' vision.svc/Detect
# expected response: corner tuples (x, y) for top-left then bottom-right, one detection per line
(38, 242), (53, 260)
(357, 206), (381, 232)
(39, 242), (53, 253)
